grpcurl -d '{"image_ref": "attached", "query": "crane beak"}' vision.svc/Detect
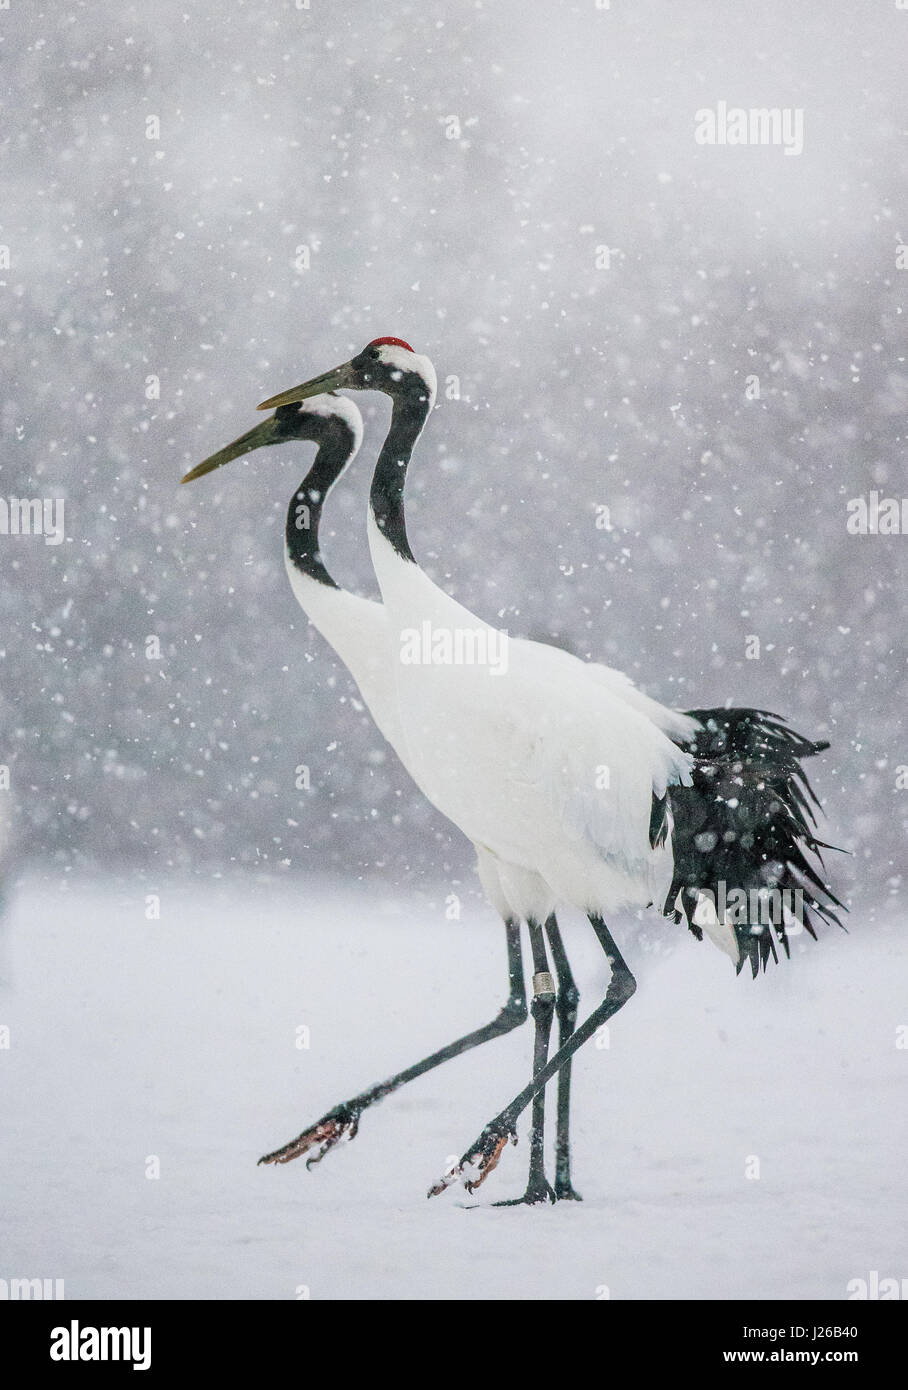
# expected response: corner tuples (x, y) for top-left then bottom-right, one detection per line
(181, 417), (279, 484)
(257, 361), (353, 411)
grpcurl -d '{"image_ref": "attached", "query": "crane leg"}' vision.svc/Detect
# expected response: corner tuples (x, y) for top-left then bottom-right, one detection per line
(492, 918), (556, 1206)
(429, 914), (635, 1200)
(258, 918), (528, 1168)
(544, 915), (582, 1201)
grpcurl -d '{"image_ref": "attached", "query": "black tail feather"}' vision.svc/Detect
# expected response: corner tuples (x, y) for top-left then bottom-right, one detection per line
(666, 707), (845, 976)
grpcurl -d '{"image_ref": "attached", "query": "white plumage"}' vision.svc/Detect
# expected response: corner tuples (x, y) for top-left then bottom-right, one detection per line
(368, 523), (693, 915)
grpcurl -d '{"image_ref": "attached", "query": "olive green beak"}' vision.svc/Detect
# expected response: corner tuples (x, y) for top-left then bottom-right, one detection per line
(257, 362), (353, 411)
(181, 417), (279, 484)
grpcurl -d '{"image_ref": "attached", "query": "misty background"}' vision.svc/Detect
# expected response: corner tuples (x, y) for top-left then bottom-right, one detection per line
(2, 0), (906, 909)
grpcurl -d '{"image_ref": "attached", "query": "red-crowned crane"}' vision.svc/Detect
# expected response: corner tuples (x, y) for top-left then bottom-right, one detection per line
(184, 392), (587, 1201)
(255, 338), (842, 1201)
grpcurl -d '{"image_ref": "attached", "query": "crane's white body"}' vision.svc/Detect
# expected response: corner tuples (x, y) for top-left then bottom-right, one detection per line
(290, 551), (706, 924)
(369, 512), (694, 915)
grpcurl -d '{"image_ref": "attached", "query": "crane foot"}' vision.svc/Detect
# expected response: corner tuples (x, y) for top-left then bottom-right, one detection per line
(492, 1178), (557, 1207)
(427, 1120), (517, 1198)
(257, 1103), (362, 1168)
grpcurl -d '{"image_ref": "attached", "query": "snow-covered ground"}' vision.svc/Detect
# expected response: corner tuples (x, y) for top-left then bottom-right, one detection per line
(0, 875), (903, 1301)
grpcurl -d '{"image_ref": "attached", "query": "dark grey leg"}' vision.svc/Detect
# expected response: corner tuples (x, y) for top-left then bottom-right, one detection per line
(493, 917), (556, 1206)
(260, 918), (528, 1167)
(429, 915), (635, 1198)
(545, 915), (582, 1201)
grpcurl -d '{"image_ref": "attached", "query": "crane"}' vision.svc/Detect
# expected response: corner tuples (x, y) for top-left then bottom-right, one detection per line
(256, 337), (842, 1202)
(184, 391), (589, 1201)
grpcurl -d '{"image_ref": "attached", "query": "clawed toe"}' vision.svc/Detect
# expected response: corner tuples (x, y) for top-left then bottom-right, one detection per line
(493, 1176), (557, 1207)
(427, 1123), (517, 1198)
(258, 1105), (361, 1168)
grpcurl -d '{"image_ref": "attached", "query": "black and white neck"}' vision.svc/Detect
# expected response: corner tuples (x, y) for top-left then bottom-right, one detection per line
(284, 399), (363, 589)
(367, 353), (437, 564)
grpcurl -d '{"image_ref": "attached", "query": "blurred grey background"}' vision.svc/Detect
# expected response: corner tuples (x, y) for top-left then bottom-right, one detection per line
(2, 0), (905, 904)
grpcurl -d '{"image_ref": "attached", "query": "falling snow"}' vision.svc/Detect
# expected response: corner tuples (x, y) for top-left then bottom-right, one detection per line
(0, 0), (905, 1302)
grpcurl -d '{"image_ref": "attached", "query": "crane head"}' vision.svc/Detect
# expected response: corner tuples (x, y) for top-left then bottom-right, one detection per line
(256, 337), (437, 412)
(180, 393), (363, 484)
